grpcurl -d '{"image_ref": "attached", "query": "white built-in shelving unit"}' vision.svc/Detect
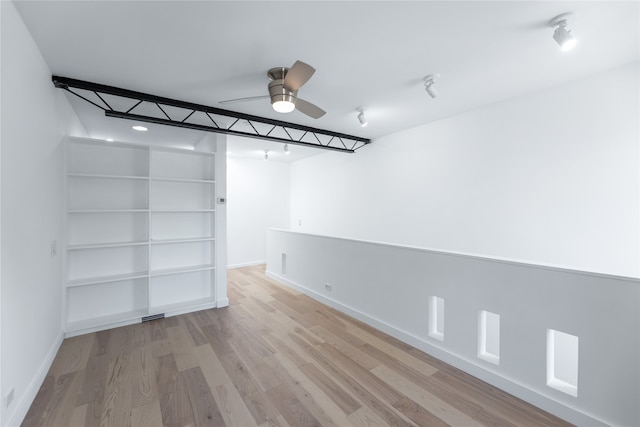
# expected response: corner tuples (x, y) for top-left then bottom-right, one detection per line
(64, 137), (224, 336)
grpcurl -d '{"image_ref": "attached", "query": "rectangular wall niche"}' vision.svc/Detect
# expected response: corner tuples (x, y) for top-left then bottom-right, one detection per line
(478, 310), (500, 365)
(546, 329), (579, 397)
(281, 253), (287, 275)
(428, 296), (444, 341)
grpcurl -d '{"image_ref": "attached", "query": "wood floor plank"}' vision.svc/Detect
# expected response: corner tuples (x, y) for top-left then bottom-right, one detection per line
(431, 370), (565, 427)
(362, 343), (438, 389)
(100, 355), (133, 427)
(371, 364), (484, 427)
(347, 406), (391, 427)
(218, 349), (281, 424)
(228, 337), (283, 392)
(69, 403), (88, 427)
(309, 325), (380, 371)
(193, 343), (232, 389)
(181, 313), (209, 347)
(348, 326), (439, 377)
(266, 383), (322, 427)
(263, 332), (313, 368)
(257, 414), (292, 427)
(155, 353), (195, 427)
(269, 298), (315, 329)
(130, 399), (163, 427)
(288, 334), (415, 427)
(24, 265), (573, 427)
(22, 371), (84, 427)
(298, 362), (362, 416)
(267, 351), (353, 427)
(166, 324), (200, 372)
(315, 343), (404, 406)
(212, 382), (260, 427)
(392, 396), (450, 427)
(48, 334), (93, 377)
(130, 347), (157, 408)
(181, 366), (225, 426)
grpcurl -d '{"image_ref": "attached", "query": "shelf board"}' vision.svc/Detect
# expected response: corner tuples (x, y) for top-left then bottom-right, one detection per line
(68, 241), (149, 250)
(150, 209), (215, 213)
(148, 297), (216, 316)
(67, 173), (149, 181)
(150, 264), (215, 277)
(66, 309), (147, 332)
(68, 209), (150, 213)
(68, 137), (150, 151)
(150, 146), (216, 156)
(67, 271), (149, 288)
(150, 177), (215, 184)
(150, 237), (215, 244)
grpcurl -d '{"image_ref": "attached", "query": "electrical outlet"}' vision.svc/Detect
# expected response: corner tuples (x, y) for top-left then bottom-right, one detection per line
(4, 388), (14, 408)
(50, 240), (57, 257)
(324, 283), (332, 291)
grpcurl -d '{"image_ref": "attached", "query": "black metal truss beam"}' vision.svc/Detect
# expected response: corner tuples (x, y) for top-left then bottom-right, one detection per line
(52, 76), (371, 153)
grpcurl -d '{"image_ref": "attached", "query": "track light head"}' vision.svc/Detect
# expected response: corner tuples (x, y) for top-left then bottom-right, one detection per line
(550, 14), (576, 51)
(424, 74), (440, 99)
(357, 109), (368, 127)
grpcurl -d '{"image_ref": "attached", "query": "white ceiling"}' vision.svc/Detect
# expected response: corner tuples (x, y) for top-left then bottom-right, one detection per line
(13, 1), (639, 161)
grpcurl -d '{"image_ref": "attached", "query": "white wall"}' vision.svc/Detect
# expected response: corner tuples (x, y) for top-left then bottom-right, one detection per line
(290, 63), (640, 278)
(227, 147), (290, 267)
(266, 230), (639, 426)
(1, 2), (86, 425)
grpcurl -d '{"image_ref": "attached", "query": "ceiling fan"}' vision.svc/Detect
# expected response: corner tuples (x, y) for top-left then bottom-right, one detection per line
(219, 60), (326, 119)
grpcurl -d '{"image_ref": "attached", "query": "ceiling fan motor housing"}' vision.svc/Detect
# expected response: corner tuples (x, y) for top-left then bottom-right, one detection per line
(268, 67), (297, 105)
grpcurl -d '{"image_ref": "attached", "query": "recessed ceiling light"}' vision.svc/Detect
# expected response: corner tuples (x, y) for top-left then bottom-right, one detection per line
(132, 125), (148, 132)
(105, 138), (114, 142)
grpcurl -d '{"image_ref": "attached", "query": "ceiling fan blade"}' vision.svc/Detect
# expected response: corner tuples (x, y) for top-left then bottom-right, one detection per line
(295, 98), (326, 119)
(283, 60), (315, 92)
(218, 95), (269, 105)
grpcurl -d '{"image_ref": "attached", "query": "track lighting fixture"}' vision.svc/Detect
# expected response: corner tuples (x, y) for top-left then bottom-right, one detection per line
(284, 144), (290, 154)
(424, 74), (440, 99)
(550, 14), (576, 51)
(264, 150), (269, 160)
(357, 109), (368, 127)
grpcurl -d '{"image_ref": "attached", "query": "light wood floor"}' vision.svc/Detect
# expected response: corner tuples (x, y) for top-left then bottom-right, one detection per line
(23, 265), (572, 427)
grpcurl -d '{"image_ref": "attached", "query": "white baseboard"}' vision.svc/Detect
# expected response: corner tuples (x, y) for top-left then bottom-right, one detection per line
(227, 260), (265, 269)
(6, 330), (64, 427)
(265, 270), (609, 427)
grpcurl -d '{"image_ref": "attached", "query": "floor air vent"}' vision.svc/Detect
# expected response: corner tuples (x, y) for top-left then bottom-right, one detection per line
(142, 313), (165, 322)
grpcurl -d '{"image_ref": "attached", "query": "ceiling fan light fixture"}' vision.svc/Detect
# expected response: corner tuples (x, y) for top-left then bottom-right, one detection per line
(272, 99), (295, 113)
